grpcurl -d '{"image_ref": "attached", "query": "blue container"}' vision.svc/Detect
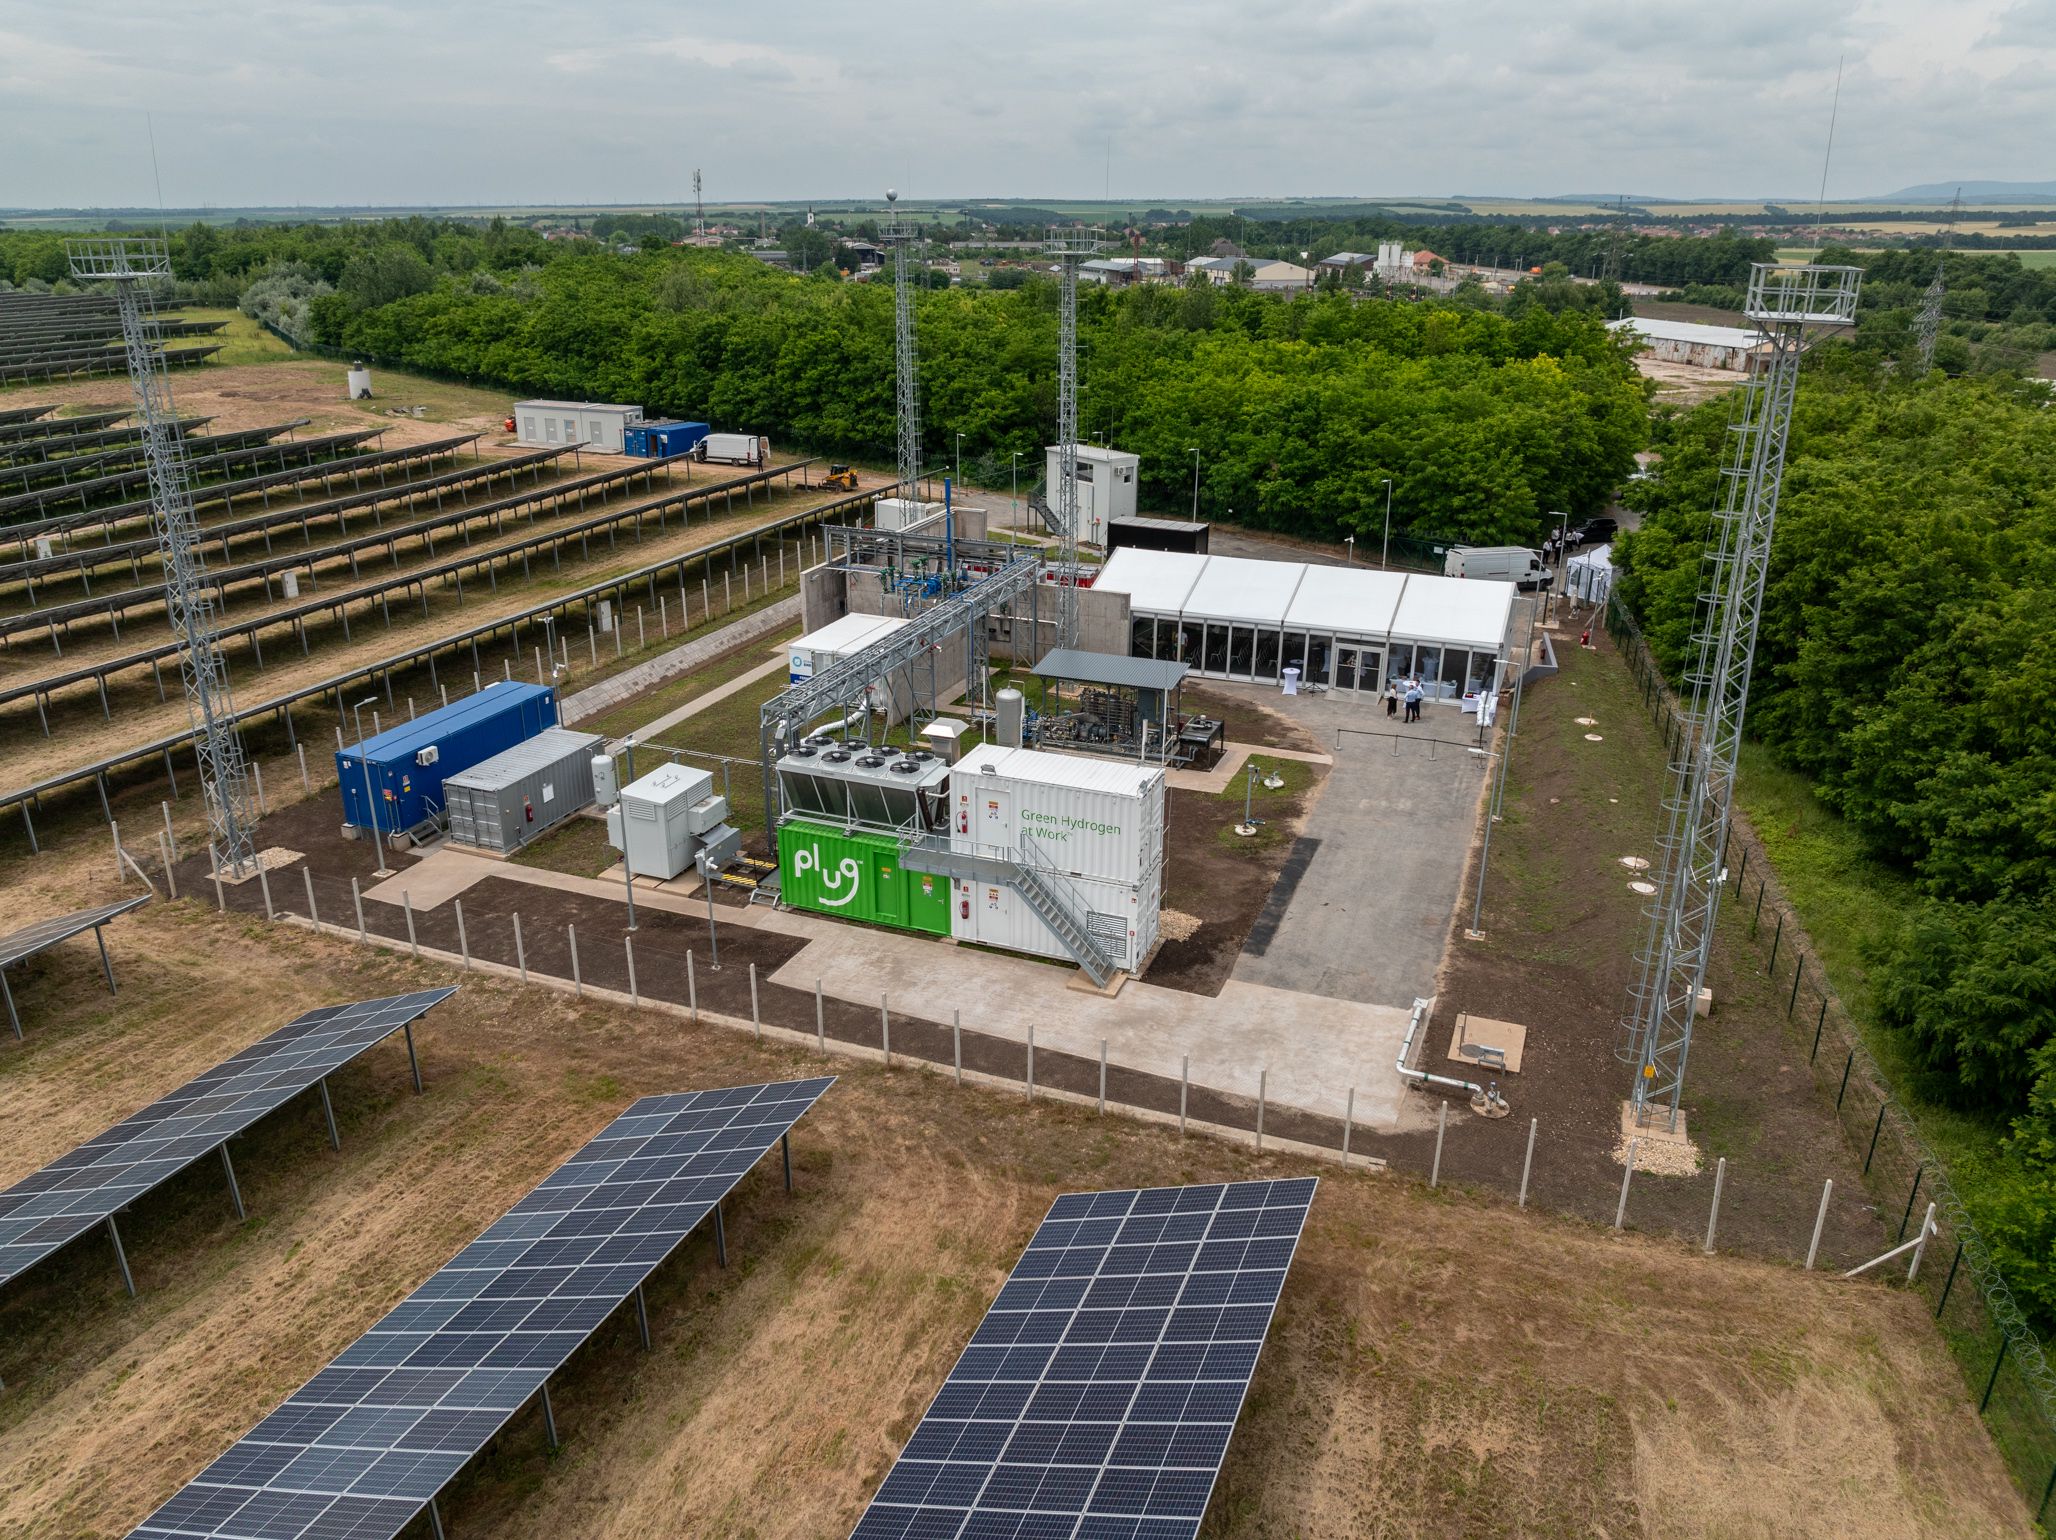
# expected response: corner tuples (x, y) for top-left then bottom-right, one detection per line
(336, 681), (557, 835)
(623, 420), (710, 458)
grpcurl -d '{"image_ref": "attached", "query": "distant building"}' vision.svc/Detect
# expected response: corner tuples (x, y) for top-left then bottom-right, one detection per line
(1607, 317), (1767, 371)
(1208, 238), (1247, 258)
(1318, 251), (1375, 275)
(1184, 256), (1311, 291)
(1079, 256), (1175, 286)
(1411, 249), (1448, 272)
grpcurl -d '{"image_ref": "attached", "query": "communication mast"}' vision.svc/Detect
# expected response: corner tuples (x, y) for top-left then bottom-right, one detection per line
(1618, 262), (1860, 1131)
(881, 190), (923, 500)
(1045, 226), (1102, 648)
(68, 237), (260, 878)
(693, 169), (704, 241)
(1915, 188), (1960, 375)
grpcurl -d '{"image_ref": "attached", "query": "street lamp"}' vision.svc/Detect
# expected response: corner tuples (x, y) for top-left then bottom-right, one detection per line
(1189, 447), (1200, 520)
(1543, 510), (1570, 623)
(351, 695), (392, 879)
(1380, 477), (1394, 568)
(1344, 535), (1355, 565)
(1010, 451), (1021, 525)
(955, 431), (965, 487)
(1300, 250), (1311, 292)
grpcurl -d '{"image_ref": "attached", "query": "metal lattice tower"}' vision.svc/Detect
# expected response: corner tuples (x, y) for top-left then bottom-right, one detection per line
(1915, 189), (1959, 376)
(882, 191), (923, 500)
(1046, 227), (1101, 648)
(67, 237), (259, 878)
(1619, 263), (1860, 1131)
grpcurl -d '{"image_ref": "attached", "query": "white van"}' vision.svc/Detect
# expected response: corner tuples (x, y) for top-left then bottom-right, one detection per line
(1444, 545), (1551, 589)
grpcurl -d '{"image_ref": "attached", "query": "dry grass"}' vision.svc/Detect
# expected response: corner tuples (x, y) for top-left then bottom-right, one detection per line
(0, 793), (2034, 1539)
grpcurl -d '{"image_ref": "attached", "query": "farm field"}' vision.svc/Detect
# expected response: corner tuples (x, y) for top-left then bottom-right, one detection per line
(0, 807), (2034, 1539)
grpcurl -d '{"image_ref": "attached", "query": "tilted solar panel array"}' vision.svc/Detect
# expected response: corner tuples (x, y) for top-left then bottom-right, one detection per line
(851, 1176), (1316, 1540)
(0, 988), (456, 1286)
(127, 1075), (836, 1540)
(0, 893), (150, 970)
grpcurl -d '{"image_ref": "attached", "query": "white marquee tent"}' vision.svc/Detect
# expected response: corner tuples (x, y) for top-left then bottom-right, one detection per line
(1094, 549), (1517, 703)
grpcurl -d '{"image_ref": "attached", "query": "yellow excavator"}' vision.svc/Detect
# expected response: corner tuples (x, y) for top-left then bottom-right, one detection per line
(820, 463), (859, 491)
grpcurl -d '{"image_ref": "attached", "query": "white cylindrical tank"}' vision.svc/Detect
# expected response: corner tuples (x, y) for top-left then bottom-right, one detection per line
(592, 755), (619, 806)
(996, 688), (1025, 748)
(282, 571), (299, 600)
(347, 362), (372, 400)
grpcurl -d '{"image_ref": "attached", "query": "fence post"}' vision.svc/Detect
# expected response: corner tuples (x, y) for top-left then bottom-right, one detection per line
(1518, 1117), (1537, 1208)
(1980, 1337), (2008, 1414)
(1908, 1203), (1938, 1283)
(352, 876), (365, 940)
(162, 800), (178, 863)
(625, 936), (638, 1005)
(1027, 1024), (1035, 1099)
(1615, 1140), (1638, 1230)
(1179, 1055), (1188, 1134)
(211, 849), (225, 911)
(749, 963), (760, 1039)
(1899, 1167), (1925, 1242)
(1343, 1088), (1356, 1167)
(258, 862), (275, 921)
(568, 925), (581, 996)
(1811, 998), (1828, 1063)
(815, 980), (825, 1051)
(252, 762), (267, 816)
(514, 913), (527, 983)
(1098, 1040), (1108, 1114)
(404, 892), (419, 960)
(1751, 879), (1765, 936)
(1788, 963), (1803, 1018)
(1836, 1049), (1856, 1109)
(297, 743), (310, 793)
(303, 868), (320, 928)
(158, 830), (179, 900)
(953, 1010), (962, 1085)
(1864, 1101), (1889, 1173)
(687, 951), (697, 1022)
(1255, 1069), (1266, 1152)
(455, 900), (470, 970)
(1704, 1157), (1727, 1253)
(1806, 1179), (1833, 1269)
(1430, 1101), (1447, 1188)
(1937, 1241), (1965, 1318)
(1768, 912), (1784, 972)
(880, 994), (891, 1067)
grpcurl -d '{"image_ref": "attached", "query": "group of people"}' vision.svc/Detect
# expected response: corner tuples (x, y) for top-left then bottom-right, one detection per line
(1383, 678), (1427, 723)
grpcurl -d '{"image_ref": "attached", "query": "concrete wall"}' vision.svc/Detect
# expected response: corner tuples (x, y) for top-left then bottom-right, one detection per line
(800, 563), (848, 634)
(982, 581), (1129, 665)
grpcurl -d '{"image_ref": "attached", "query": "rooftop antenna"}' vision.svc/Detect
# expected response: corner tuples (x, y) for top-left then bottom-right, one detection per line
(1810, 55), (1844, 258)
(1617, 261), (1862, 1133)
(881, 190), (924, 503)
(1914, 187), (1960, 375)
(66, 237), (260, 878)
(1045, 224), (1103, 648)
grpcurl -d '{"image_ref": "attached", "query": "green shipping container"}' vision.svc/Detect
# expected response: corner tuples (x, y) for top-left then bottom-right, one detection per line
(777, 820), (950, 936)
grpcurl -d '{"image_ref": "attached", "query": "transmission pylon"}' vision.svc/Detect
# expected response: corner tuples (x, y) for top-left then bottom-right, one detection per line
(1046, 225), (1101, 648)
(882, 190), (923, 500)
(1618, 262), (1860, 1132)
(693, 169), (704, 240)
(67, 237), (260, 879)
(1915, 187), (1959, 375)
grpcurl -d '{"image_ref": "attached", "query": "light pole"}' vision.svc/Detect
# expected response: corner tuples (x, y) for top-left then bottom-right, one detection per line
(1543, 510), (1569, 623)
(1344, 535), (1355, 566)
(1010, 451), (1021, 527)
(351, 696), (391, 879)
(1300, 251), (1311, 292)
(955, 431), (965, 488)
(1189, 447), (1200, 520)
(1380, 477), (1394, 568)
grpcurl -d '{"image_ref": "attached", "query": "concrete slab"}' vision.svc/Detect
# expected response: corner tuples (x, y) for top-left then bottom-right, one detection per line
(1448, 1012), (1527, 1074)
(1222, 682), (1491, 1009)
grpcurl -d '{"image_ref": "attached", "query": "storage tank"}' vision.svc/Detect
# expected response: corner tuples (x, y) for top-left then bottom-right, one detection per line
(592, 754), (619, 806)
(443, 728), (602, 852)
(995, 689), (1025, 748)
(347, 362), (372, 400)
(335, 682), (556, 838)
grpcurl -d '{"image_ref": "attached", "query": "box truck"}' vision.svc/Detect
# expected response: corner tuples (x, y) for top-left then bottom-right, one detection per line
(1444, 545), (1551, 589)
(697, 432), (768, 467)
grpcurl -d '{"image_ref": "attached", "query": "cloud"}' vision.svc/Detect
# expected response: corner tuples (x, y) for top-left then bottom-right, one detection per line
(0, 0), (2049, 208)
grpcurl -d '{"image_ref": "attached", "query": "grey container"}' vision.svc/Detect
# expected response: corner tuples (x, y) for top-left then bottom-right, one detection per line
(443, 728), (604, 852)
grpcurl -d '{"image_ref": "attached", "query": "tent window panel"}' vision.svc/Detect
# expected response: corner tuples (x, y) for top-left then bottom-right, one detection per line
(1282, 632), (1308, 678)
(1437, 650), (1468, 699)
(1253, 629), (1281, 680)
(1227, 626), (1254, 677)
(1304, 635), (1331, 686)
(1468, 649), (1498, 692)
(1204, 624), (1230, 674)
(1414, 646), (1444, 694)
(1131, 617), (1156, 659)
(1178, 624), (1202, 668)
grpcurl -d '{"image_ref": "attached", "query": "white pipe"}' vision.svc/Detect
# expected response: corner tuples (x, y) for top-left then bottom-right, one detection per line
(1396, 996), (1493, 1100)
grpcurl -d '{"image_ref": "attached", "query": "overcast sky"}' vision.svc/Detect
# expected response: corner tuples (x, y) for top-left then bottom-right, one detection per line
(1, 0), (2050, 210)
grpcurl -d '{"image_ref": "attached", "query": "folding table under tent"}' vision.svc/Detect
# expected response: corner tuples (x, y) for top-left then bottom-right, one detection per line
(0, 894), (150, 1040)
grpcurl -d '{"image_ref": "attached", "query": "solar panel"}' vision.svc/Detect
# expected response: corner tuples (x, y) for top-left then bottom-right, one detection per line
(126, 1075), (836, 1540)
(0, 894), (152, 1039)
(0, 988), (455, 1288)
(850, 1176), (1317, 1540)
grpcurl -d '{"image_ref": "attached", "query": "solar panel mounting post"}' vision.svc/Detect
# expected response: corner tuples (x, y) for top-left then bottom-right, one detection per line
(427, 1497), (447, 1540)
(782, 1132), (793, 1192)
(2, 971), (20, 1039)
(105, 1214), (135, 1297)
(218, 1143), (246, 1221)
(713, 1202), (727, 1267)
(635, 1284), (652, 1351)
(404, 1022), (423, 1093)
(540, 1381), (560, 1451)
(318, 1077), (341, 1150)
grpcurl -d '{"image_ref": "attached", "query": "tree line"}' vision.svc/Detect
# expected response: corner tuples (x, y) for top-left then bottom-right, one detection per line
(1616, 358), (2056, 1321)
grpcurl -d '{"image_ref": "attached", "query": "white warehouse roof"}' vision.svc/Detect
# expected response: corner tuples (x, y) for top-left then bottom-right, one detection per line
(1607, 317), (1765, 349)
(512, 399), (644, 413)
(1096, 548), (1516, 653)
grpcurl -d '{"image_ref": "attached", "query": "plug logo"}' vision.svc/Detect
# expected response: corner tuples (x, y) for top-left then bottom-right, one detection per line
(794, 843), (863, 907)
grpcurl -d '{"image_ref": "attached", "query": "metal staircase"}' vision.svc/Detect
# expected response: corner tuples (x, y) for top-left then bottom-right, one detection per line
(899, 831), (1119, 985)
(1026, 483), (1063, 535)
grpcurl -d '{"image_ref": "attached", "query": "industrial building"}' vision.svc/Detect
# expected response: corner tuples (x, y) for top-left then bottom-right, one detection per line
(1043, 442), (1139, 546)
(622, 419), (709, 458)
(1606, 317), (1768, 372)
(512, 400), (644, 454)
(335, 682), (558, 842)
(443, 727), (601, 853)
(1093, 549), (1516, 703)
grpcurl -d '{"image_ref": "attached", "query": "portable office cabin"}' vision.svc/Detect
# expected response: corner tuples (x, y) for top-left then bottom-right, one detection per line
(622, 419), (709, 458)
(336, 682), (557, 836)
(1107, 516), (1209, 556)
(1043, 443), (1139, 546)
(443, 728), (602, 852)
(512, 400), (643, 454)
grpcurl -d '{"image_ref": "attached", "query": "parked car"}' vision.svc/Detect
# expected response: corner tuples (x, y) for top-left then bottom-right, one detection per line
(1578, 517), (1619, 545)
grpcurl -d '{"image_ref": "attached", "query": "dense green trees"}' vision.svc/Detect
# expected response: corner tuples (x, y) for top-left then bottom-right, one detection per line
(1617, 362), (2056, 1316)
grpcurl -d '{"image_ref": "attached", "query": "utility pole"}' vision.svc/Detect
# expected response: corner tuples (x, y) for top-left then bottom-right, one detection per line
(883, 191), (923, 501)
(69, 238), (259, 878)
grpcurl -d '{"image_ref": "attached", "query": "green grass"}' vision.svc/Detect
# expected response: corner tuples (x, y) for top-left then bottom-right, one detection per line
(1212, 755), (1319, 808)
(577, 607), (799, 743)
(508, 814), (619, 879)
(179, 307), (299, 367)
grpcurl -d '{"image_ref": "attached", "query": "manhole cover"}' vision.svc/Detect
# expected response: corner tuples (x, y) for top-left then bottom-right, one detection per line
(1619, 856), (1650, 870)
(1584, 733), (1604, 742)
(1628, 881), (1657, 895)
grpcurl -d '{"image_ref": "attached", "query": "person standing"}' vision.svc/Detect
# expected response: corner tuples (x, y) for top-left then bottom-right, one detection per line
(1405, 679), (1424, 723)
(1385, 680), (1399, 719)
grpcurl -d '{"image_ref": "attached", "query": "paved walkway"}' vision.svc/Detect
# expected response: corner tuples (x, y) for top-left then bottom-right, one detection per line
(366, 845), (1410, 1130)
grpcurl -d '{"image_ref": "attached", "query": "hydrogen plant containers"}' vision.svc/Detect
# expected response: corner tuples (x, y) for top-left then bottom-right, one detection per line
(606, 763), (741, 880)
(622, 419), (709, 458)
(788, 613), (912, 683)
(443, 728), (602, 853)
(336, 682), (556, 839)
(774, 741), (953, 934)
(948, 744), (1166, 972)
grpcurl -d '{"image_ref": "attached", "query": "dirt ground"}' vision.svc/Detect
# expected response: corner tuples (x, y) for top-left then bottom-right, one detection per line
(0, 860), (2033, 1538)
(1630, 354), (1746, 407)
(1416, 624), (1891, 1269)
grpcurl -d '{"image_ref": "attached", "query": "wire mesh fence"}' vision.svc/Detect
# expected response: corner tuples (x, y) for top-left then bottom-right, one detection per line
(1606, 593), (2056, 1516)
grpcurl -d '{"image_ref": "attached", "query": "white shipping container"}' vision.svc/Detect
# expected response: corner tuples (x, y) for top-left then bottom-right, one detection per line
(789, 613), (913, 682)
(949, 744), (1164, 887)
(950, 865), (1161, 973)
